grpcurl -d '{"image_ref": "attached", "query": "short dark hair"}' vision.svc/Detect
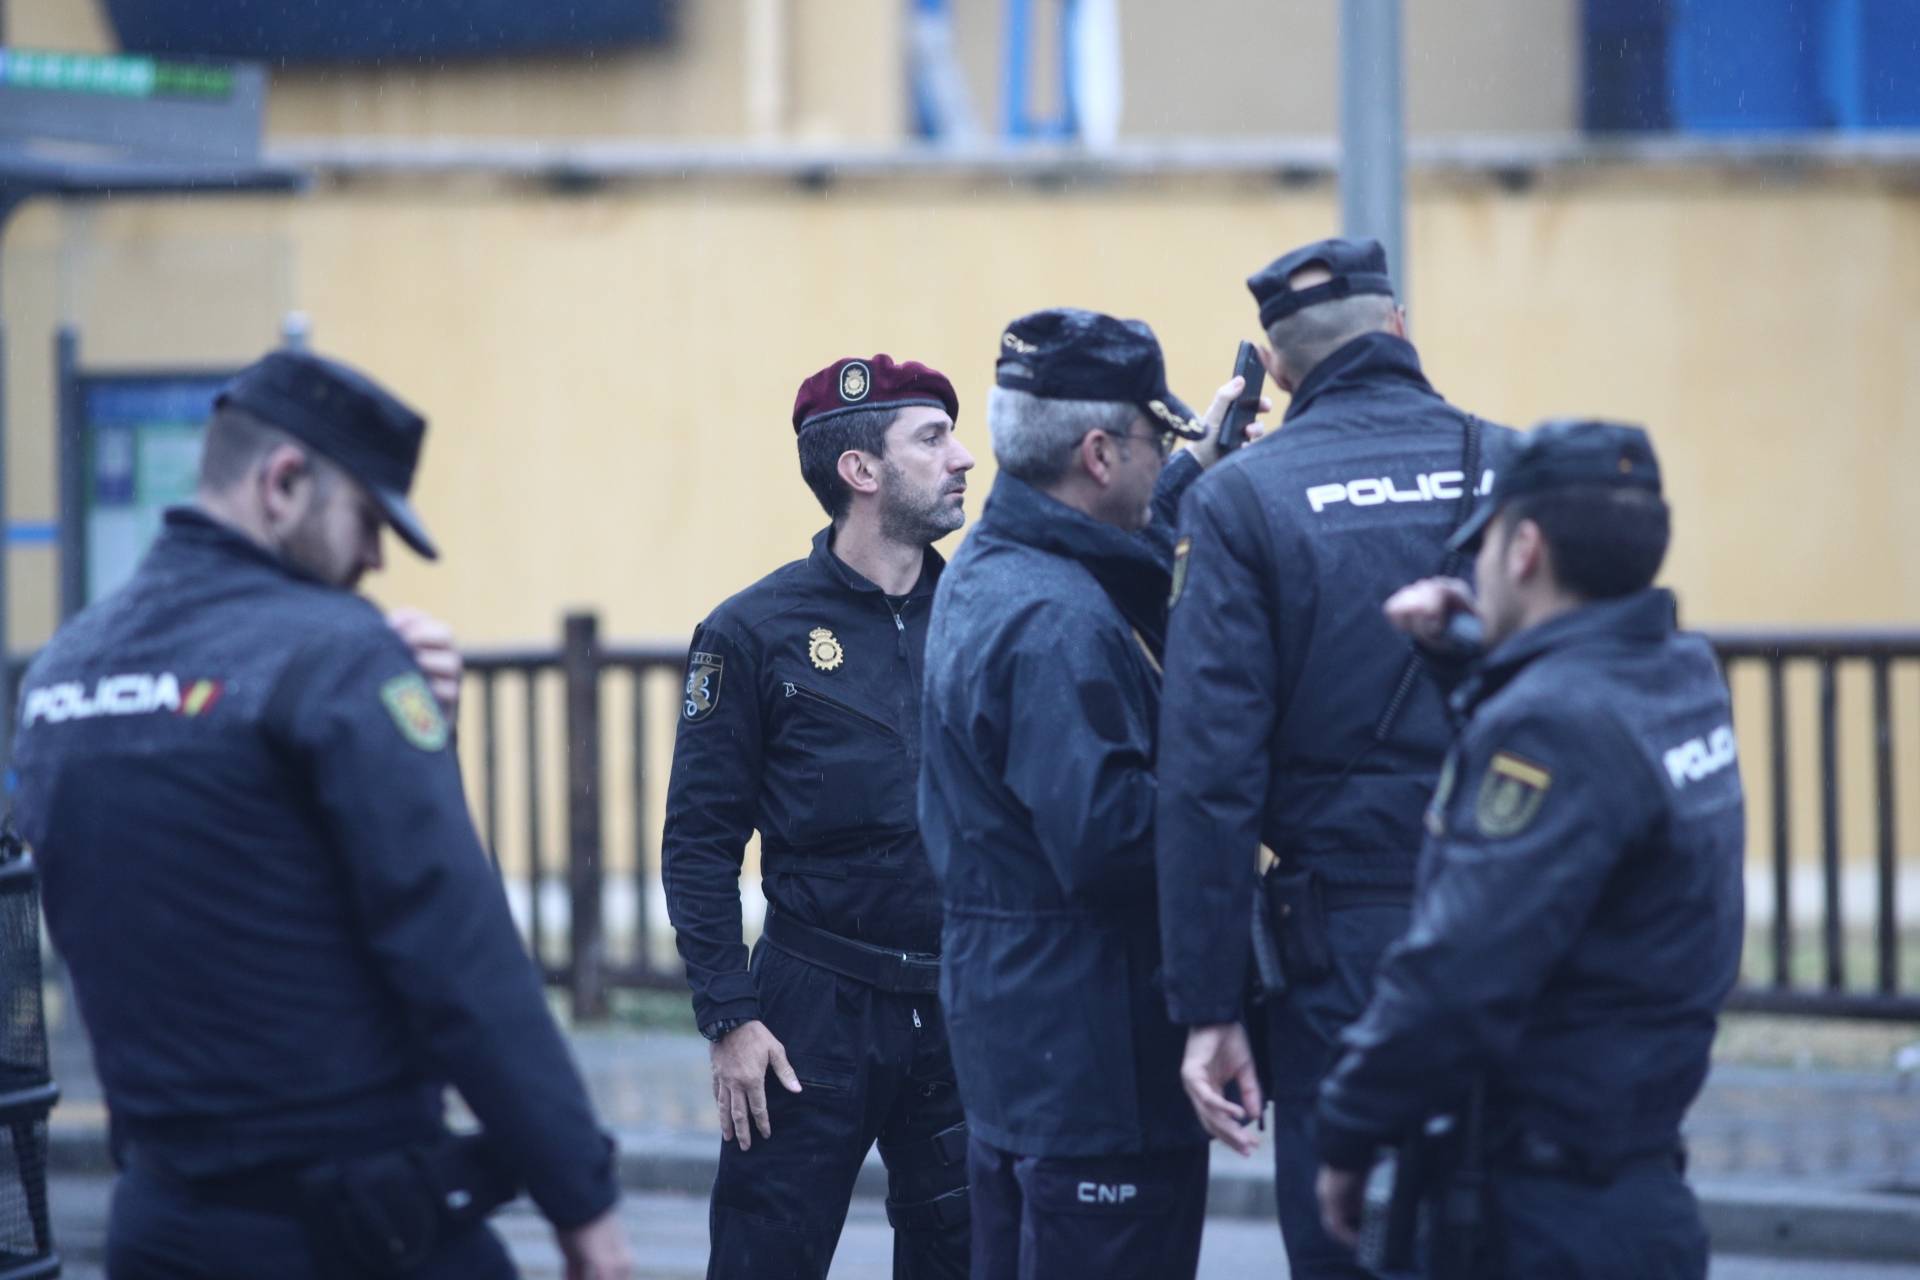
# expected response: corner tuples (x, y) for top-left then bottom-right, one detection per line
(197, 406), (299, 490)
(796, 406), (899, 520)
(1502, 484), (1670, 600)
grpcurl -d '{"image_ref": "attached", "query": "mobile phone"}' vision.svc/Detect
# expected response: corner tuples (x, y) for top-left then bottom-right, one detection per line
(1216, 341), (1265, 451)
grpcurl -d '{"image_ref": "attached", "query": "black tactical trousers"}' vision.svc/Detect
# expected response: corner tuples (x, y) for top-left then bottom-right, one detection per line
(707, 940), (969, 1280)
(1471, 1161), (1706, 1280)
(1267, 900), (1410, 1280)
(106, 1158), (517, 1280)
(966, 1136), (1208, 1280)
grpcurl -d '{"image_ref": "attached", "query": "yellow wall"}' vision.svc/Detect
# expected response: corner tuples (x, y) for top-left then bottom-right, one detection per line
(7, 169), (1920, 648)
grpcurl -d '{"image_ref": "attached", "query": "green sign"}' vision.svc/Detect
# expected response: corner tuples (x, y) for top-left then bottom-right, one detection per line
(0, 48), (235, 101)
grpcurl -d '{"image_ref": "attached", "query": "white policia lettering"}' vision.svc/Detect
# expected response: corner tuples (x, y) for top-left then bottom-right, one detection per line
(1664, 725), (1737, 789)
(23, 673), (183, 726)
(1077, 1182), (1138, 1205)
(1305, 468), (1496, 514)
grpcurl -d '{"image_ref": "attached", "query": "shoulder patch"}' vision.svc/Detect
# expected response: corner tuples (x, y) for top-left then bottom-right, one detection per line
(1169, 537), (1192, 608)
(1474, 750), (1551, 838)
(684, 650), (725, 722)
(380, 672), (448, 751)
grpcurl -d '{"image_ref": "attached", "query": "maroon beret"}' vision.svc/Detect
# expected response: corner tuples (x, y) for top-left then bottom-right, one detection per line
(791, 354), (959, 435)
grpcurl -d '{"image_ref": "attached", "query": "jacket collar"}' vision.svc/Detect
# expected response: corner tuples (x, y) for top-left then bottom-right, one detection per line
(977, 472), (1173, 654)
(1455, 588), (1679, 715)
(154, 505), (326, 585)
(1283, 332), (1437, 423)
(808, 525), (944, 599)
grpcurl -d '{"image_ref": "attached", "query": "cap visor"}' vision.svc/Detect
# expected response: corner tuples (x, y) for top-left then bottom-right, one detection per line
(1446, 498), (1497, 554)
(373, 487), (439, 561)
(1147, 390), (1210, 441)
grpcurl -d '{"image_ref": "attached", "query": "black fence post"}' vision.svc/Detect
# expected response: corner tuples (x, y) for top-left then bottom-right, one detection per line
(564, 612), (609, 1021)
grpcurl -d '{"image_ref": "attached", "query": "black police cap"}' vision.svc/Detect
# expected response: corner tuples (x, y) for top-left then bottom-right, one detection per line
(1246, 236), (1397, 330)
(216, 350), (438, 560)
(995, 308), (1207, 440)
(1449, 418), (1663, 553)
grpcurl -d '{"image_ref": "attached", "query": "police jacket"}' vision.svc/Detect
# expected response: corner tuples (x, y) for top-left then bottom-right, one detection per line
(1315, 590), (1746, 1173)
(9, 509), (617, 1227)
(918, 455), (1208, 1157)
(662, 527), (945, 1034)
(1155, 333), (1518, 1026)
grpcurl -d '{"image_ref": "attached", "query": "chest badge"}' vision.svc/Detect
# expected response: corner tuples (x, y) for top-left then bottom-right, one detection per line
(808, 627), (845, 672)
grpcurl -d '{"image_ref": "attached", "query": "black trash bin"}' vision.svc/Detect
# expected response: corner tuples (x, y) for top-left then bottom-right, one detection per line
(0, 842), (59, 1280)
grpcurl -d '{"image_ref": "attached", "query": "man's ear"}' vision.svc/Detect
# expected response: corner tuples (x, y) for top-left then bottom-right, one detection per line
(1256, 342), (1294, 396)
(1507, 517), (1549, 585)
(258, 444), (312, 527)
(836, 448), (882, 499)
(1076, 431), (1119, 489)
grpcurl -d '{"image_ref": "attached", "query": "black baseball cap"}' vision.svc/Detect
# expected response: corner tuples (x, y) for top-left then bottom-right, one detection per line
(1246, 236), (1397, 329)
(216, 350), (438, 560)
(1449, 418), (1663, 553)
(995, 308), (1208, 440)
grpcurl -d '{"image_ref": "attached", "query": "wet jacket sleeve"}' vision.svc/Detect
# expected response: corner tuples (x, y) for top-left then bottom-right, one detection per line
(659, 620), (765, 1032)
(273, 629), (618, 1229)
(1155, 468), (1281, 1025)
(1002, 610), (1159, 902)
(1314, 710), (1656, 1170)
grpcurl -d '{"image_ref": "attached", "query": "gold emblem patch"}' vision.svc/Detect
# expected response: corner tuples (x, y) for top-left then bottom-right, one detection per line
(380, 672), (448, 751)
(840, 361), (870, 402)
(1148, 399), (1199, 437)
(1169, 537), (1192, 608)
(1474, 750), (1552, 838)
(808, 628), (845, 672)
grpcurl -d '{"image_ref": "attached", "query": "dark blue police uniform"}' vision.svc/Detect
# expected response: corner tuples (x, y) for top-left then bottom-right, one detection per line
(918, 310), (1212, 1280)
(9, 353), (618, 1280)
(1154, 240), (1518, 1279)
(1315, 425), (1745, 1280)
(662, 356), (970, 1280)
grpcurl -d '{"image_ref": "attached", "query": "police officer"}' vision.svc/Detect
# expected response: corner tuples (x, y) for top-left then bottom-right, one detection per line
(1152, 236), (1518, 1279)
(661, 355), (975, 1278)
(9, 351), (632, 1279)
(919, 309), (1255, 1279)
(1313, 421), (1745, 1279)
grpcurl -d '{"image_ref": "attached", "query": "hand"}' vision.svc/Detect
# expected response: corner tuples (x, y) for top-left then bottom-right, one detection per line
(1382, 577), (1477, 648)
(710, 1020), (802, 1151)
(556, 1205), (635, 1280)
(1183, 374), (1275, 470)
(387, 607), (463, 725)
(1179, 1022), (1264, 1156)
(1317, 1163), (1369, 1250)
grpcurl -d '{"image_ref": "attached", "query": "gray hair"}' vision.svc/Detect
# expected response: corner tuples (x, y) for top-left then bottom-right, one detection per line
(1264, 293), (1399, 385)
(987, 386), (1139, 487)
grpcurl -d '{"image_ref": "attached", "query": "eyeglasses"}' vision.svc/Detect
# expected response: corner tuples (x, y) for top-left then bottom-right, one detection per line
(1119, 426), (1176, 459)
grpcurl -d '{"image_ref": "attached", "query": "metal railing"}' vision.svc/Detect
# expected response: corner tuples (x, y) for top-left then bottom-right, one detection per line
(464, 616), (1920, 1022)
(462, 615), (687, 1020)
(6, 617), (1916, 1023)
(1714, 632), (1920, 1021)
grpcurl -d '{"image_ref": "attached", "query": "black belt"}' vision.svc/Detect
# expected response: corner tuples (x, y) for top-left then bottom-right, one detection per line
(763, 910), (941, 995)
(126, 1148), (310, 1217)
(1496, 1129), (1687, 1185)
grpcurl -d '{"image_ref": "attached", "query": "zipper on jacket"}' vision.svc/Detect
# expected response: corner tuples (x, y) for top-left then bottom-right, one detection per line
(782, 681), (899, 738)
